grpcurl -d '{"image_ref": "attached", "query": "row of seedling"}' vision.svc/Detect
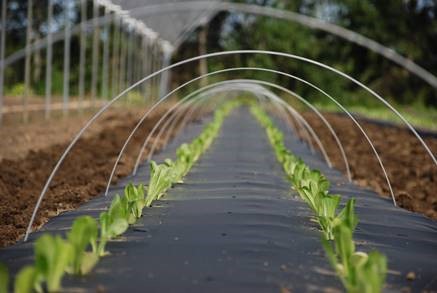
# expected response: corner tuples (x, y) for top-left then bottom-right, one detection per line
(250, 105), (387, 293)
(0, 100), (240, 293)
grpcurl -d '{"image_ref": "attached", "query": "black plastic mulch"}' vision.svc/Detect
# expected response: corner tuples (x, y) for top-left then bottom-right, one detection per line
(1, 107), (436, 292)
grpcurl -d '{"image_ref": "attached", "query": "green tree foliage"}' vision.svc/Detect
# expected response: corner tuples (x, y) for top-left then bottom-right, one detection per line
(177, 0), (437, 108)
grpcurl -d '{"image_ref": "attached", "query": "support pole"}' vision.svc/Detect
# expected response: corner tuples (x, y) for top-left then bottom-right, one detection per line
(153, 42), (160, 100)
(23, 0), (33, 122)
(111, 12), (120, 98)
(159, 43), (173, 99)
(100, 5), (110, 100)
(62, 0), (72, 116)
(0, 0), (7, 124)
(118, 23), (126, 93)
(91, 0), (100, 103)
(44, 0), (53, 119)
(198, 24), (208, 87)
(78, 0), (87, 111)
(144, 37), (151, 101)
(126, 26), (133, 89)
(141, 35), (147, 100)
(132, 32), (139, 87)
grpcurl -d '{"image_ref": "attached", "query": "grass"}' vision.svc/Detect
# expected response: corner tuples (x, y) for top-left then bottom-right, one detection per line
(312, 102), (437, 131)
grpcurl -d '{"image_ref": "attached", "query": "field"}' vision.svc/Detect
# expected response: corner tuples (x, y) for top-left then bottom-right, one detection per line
(0, 101), (436, 292)
(1, 1), (437, 292)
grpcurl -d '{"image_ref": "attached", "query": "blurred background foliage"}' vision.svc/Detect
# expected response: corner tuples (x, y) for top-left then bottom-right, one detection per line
(175, 0), (437, 128)
(3, 0), (437, 128)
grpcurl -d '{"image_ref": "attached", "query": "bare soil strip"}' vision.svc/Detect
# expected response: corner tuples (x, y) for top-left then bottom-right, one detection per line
(303, 112), (437, 221)
(0, 105), (187, 247)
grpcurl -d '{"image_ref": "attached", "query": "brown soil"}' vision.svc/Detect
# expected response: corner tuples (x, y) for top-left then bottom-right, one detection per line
(0, 110), (105, 161)
(1, 108), (435, 248)
(303, 112), (437, 220)
(0, 104), (190, 247)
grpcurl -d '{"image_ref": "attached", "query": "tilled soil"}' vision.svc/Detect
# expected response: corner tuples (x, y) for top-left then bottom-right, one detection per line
(2, 108), (437, 292)
(0, 109), (105, 161)
(1, 108), (435, 248)
(303, 112), (437, 220)
(0, 105), (189, 247)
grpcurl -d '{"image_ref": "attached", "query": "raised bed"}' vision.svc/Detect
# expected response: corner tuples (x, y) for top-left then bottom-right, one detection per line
(1, 107), (436, 292)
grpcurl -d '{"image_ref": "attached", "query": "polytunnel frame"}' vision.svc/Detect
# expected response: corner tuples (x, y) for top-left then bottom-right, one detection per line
(132, 83), (310, 175)
(105, 71), (327, 197)
(144, 85), (317, 164)
(142, 86), (297, 165)
(159, 92), (239, 148)
(2, 1), (437, 123)
(111, 65), (394, 209)
(135, 82), (329, 175)
(23, 49), (433, 241)
(142, 78), (352, 182)
(124, 1), (437, 90)
(121, 63), (395, 206)
(144, 89), (272, 159)
(158, 88), (303, 151)
(157, 92), (247, 154)
(2, 1), (436, 90)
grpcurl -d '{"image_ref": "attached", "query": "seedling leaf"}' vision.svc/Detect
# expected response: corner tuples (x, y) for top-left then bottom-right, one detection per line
(0, 263), (9, 293)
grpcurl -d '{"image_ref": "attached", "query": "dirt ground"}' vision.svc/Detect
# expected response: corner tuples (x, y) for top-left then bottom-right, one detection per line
(303, 112), (437, 221)
(0, 104), (190, 247)
(1, 108), (436, 248)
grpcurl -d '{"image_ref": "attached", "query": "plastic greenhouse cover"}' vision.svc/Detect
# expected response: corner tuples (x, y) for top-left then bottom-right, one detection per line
(108, 0), (222, 46)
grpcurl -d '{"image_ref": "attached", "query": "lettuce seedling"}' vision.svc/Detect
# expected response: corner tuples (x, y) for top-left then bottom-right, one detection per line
(323, 223), (387, 293)
(317, 194), (341, 240)
(338, 198), (358, 232)
(67, 216), (99, 275)
(97, 210), (129, 256)
(290, 163), (309, 189)
(145, 161), (173, 207)
(354, 251), (387, 293)
(176, 143), (194, 176)
(14, 266), (41, 293)
(252, 104), (387, 292)
(109, 194), (130, 222)
(34, 234), (73, 292)
(164, 159), (184, 184)
(299, 186), (321, 213)
(124, 183), (146, 222)
(0, 263), (9, 293)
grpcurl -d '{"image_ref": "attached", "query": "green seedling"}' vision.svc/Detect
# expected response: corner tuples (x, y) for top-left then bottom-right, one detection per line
(125, 183), (146, 220)
(176, 143), (194, 177)
(338, 198), (359, 232)
(5, 100), (242, 293)
(143, 100), (242, 208)
(317, 194), (341, 240)
(67, 216), (99, 275)
(290, 163), (310, 189)
(252, 104), (387, 293)
(97, 203), (129, 256)
(164, 159), (184, 184)
(34, 234), (73, 292)
(109, 194), (130, 221)
(0, 263), (9, 293)
(298, 186), (321, 213)
(323, 224), (387, 293)
(97, 212), (128, 256)
(145, 161), (173, 207)
(14, 266), (41, 293)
